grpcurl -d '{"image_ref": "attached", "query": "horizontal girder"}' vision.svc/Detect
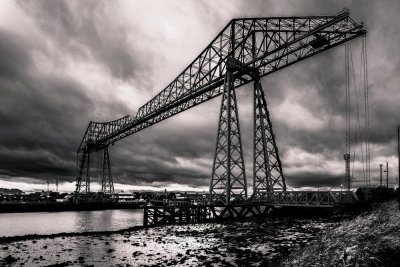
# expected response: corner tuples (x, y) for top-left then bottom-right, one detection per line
(252, 190), (359, 207)
(78, 9), (366, 152)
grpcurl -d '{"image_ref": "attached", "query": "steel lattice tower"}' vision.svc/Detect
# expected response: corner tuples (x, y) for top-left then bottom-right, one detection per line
(253, 80), (286, 198)
(75, 148), (115, 202)
(73, 10), (366, 203)
(102, 148), (114, 195)
(209, 69), (247, 205)
(74, 151), (90, 202)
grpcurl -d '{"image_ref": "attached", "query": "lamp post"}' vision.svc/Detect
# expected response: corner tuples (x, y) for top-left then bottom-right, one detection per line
(387, 162), (389, 188)
(384, 162), (389, 188)
(340, 184), (343, 201)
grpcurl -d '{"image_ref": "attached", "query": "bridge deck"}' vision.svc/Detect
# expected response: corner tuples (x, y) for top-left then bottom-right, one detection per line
(143, 191), (359, 227)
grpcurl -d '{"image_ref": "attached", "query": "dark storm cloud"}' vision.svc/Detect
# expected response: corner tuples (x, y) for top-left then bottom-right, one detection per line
(0, 28), (92, 180)
(1, 0), (400, 190)
(17, 0), (152, 82)
(116, 156), (208, 187)
(140, 118), (218, 159)
(1, 0), (219, 189)
(238, 0), (400, 187)
(260, 54), (348, 157)
(0, 30), (32, 78)
(0, 21), (133, 183)
(286, 172), (343, 188)
(102, 113), (219, 186)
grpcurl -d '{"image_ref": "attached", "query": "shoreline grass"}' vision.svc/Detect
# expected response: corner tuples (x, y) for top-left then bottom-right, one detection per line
(283, 200), (400, 266)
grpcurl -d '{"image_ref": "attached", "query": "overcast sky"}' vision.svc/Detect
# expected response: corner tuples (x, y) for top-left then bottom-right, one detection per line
(0, 0), (399, 193)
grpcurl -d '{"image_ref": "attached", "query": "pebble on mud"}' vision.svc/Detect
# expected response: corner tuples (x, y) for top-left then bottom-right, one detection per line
(3, 255), (18, 264)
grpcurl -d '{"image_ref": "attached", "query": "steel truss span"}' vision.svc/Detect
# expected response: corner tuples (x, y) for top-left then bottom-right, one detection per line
(75, 9), (366, 201)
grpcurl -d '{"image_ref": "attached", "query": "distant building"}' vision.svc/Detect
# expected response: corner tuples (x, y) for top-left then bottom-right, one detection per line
(0, 188), (23, 195)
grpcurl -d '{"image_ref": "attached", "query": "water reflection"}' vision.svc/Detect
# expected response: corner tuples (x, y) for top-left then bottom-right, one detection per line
(0, 209), (144, 237)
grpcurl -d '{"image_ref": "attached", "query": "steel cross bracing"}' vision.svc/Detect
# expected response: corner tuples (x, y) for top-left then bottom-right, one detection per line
(75, 10), (366, 200)
(257, 191), (359, 207)
(101, 148), (114, 195)
(74, 151), (90, 202)
(77, 10), (366, 153)
(143, 191), (360, 226)
(253, 79), (286, 197)
(209, 71), (247, 205)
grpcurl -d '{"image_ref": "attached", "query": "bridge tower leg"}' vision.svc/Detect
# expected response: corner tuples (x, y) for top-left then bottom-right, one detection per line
(253, 80), (286, 199)
(74, 150), (91, 203)
(102, 148), (114, 195)
(209, 70), (247, 205)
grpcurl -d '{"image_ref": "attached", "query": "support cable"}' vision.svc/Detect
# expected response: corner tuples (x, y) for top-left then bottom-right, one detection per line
(344, 43), (351, 190)
(362, 35), (371, 187)
(349, 44), (366, 184)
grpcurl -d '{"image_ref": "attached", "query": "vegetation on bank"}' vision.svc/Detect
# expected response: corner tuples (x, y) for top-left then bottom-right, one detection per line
(284, 198), (400, 266)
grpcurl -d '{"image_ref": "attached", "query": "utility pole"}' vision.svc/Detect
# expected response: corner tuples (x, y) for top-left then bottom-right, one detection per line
(56, 179), (58, 192)
(398, 125), (400, 210)
(386, 162), (389, 188)
(398, 126), (400, 210)
(344, 154), (351, 191)
(379, 164), (383, 187)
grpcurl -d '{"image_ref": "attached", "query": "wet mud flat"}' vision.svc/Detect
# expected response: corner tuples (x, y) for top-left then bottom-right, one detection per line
(0, 217), (338, 266)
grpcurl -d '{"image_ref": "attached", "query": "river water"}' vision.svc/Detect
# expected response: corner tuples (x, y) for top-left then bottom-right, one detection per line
(0, 209), (144, 237)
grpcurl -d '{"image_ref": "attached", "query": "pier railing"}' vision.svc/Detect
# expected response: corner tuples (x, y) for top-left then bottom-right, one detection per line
(143, 190), (360, 227)
(250, 190), (359, 207)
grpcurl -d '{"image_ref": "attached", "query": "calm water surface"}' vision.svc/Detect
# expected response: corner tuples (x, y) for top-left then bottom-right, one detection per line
(0, 209), (143, 237)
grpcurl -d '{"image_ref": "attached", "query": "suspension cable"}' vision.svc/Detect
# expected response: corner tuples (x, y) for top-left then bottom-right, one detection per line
(344, 43), (351, 190)
(349, 45), (366, 183)
(362, 35), (371, 187)
(345, 43), (351, 157)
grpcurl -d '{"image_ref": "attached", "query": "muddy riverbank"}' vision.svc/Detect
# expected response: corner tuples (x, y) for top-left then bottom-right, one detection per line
(0, 216), (338, 266)
(283, 200), (400, 266)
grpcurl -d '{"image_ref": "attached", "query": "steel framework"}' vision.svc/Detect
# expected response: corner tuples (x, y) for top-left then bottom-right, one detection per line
(143, 190), (359, 226)
(75, 151), (90, 203)
(74, 10), (366, 201)
(209, 70), (247, 205)
(258, 190), (359, 207)
(102, 148), (114, 195)
(253, 79), (286, 197)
